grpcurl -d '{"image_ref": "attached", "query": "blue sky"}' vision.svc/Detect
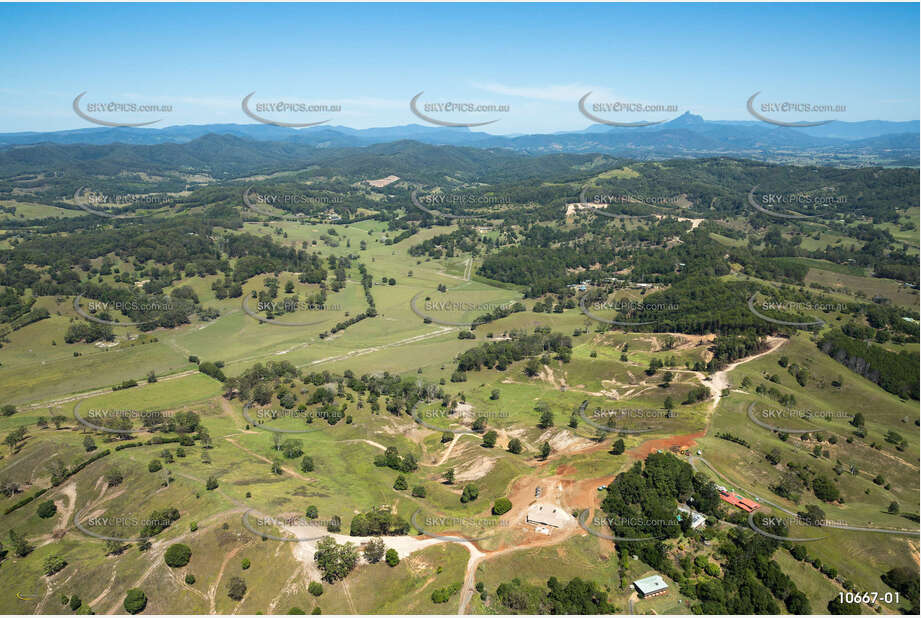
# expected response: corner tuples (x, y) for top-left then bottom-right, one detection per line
(0, 2), (917, 133)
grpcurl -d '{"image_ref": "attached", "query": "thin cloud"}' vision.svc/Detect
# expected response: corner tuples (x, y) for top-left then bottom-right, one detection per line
(472, 82), (615, 102)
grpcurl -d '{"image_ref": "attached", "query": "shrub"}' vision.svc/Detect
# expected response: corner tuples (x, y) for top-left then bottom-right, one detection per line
(148, 459), (162, 473)
(460, 485), (479, 503)
(241, 558), (251, 570)
(308, 582), (323, 597)
(227, 577), (247, 601)
(70, 595), (82, 611)
(385, 548), (399, 567)
(411, 485), (426, 498)
(492, 498), (512, 515)
(43, 554), (67, 576)
(123, 589), (147, 614)
(363, 537), (385, 563)
(185, 574), (196, 585)
(37, 500), (57, 519)
(164, 544), (192, 568)
(393, 475), (408, 490)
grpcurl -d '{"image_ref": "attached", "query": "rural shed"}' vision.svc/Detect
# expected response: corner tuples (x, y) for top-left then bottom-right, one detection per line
(633, 574), (669, 598)
(526, 503), (572, 528)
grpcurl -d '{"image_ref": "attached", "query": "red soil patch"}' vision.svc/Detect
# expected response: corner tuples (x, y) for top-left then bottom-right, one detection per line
(627, 431), (706, 459)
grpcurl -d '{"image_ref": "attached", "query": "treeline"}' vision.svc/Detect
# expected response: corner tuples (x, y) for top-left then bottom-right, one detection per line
(819, 330), (919, 400)
(495, 577), (616, 614)
(455, 328), (572, 373)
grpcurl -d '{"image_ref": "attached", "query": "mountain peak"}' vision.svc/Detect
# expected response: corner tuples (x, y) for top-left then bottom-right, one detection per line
(667, 111), (706, 127)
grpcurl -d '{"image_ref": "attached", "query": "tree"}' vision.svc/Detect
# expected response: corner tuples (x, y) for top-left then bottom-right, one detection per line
(43, 554), (67, 576)
(123, 589), (147, 614)
(327, 515), (341, 533)
(385, 548), (399, 567)
(314, 536), (359, 582)
(492, 498), (512, 515)
(443, 468), (455, 484)
(148, 459), (162, 473)
(888, 501), (900, 514)
(610, 439), (625, 455)
(490, 389), (500, 400)
(227, 577), (247, 601)
(105, 539), (127, 556)
(393, 475), (408, 490)
(8, 529), (33, 557)
(507, 438), (522, 454)
(83, 436), (97, 452)
(308, 582), (324, 597)
(300, 456), (315, 472)
(206, 475), (218, 490)
(37, 500), (57, 518)
(461, 484), (479, 503)
(524, 358), (541, 377)
(363, 537), (386, 564)
(281, 439), (304, 459)
(164, 544), (192, 568)
(812, 476), (840, 502)
(482, 430), (498, 448)
(241, 558), (251, 570)
(537, 410), (554, 429)
(1, 404), (16, 417)
(105, 467), (124, 487)
(539, 441), (551, 459)
(411, 485), (426, 498)
(306, 505), (318, 519)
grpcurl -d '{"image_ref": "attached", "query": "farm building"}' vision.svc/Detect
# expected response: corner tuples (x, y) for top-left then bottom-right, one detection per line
(718, 490), (760, 512)
(526, 503), (571, 528)
(633, 574), (669, 598)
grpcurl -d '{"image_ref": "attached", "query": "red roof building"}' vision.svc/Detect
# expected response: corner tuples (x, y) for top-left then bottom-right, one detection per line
(719, 490), (760, 512)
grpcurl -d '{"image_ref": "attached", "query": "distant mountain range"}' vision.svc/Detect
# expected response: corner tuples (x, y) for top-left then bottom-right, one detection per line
(1, 112), (917, 167)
